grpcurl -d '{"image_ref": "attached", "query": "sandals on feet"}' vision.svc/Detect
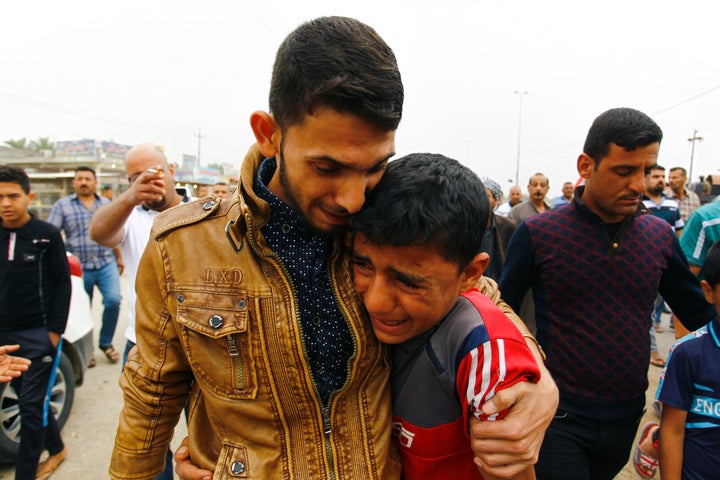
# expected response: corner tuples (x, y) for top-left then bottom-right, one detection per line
(650, 356), (666, 368)
(633, 422), (659, 478)
(101, 345), (119, 363)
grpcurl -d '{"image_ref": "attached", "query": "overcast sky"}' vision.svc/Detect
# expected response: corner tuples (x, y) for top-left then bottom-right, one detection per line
(2, 0), (719, 197)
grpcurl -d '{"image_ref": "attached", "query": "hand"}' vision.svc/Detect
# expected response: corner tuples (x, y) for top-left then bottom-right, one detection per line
(0, 345), (31, 383)
(116, 256), (125, 276)
(175, 436), (213, 480)
(469, 370), (558, 478)
(48, 332), (61, 348)
(126, 165), (167, 207)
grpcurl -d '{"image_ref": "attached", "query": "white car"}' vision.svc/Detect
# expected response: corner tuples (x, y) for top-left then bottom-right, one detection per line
(0, 253), (94, 461)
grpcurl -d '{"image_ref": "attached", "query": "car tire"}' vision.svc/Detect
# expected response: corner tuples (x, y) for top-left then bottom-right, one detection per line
(0, 352), (75, 461)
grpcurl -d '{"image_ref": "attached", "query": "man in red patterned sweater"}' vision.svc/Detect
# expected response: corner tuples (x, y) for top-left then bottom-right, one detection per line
(499, 107), (715, 480)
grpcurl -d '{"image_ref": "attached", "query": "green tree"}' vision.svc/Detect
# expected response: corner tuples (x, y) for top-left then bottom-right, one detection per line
(4, 138), (28, 149)
(29, 137), (55, 155)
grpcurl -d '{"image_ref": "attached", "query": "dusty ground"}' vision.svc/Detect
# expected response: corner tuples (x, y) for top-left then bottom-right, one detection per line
(0, 277), (674, 479)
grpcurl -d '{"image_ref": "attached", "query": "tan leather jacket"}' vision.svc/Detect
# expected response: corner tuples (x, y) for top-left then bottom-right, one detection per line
(110, 145), (402, 479)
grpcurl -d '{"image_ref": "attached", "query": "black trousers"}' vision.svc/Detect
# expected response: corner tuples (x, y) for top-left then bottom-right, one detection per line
(0, 327), (64, 480)
(535, 408), (643, 480)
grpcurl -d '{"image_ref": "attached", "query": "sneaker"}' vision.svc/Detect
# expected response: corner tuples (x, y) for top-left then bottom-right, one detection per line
(633, 423), (659, 478)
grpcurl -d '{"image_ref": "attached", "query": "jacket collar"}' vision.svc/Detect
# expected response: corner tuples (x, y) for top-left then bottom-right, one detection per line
(238, 144), (271, 226)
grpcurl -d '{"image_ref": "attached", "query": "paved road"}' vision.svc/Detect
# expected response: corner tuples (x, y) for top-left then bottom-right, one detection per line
(0, 282), (676, 479)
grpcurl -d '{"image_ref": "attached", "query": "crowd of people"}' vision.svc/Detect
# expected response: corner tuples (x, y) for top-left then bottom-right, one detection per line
(1, 14), (718, 480)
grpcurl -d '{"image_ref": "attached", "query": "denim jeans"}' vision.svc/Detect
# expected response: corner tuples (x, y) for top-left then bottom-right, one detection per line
(649, 326), (658, 353)
(83, 261), (121, 348)
(123, 339), (135, 367)
(652, 293), (664, 326)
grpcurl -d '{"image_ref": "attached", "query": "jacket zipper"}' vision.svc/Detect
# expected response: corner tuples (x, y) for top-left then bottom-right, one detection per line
(246, 215), (337, 480)
(37, 247), (48, 327)
(226, 334), (244, 389)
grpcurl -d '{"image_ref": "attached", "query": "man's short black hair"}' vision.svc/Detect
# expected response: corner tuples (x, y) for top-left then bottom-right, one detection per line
(704, 241), (720, 288)
(349, 153), (489, 271)
(269, 16), (403, 132)
(0, 165), (31, 194)
(74, 166), (96, 178)
(583, 108), (663, 167)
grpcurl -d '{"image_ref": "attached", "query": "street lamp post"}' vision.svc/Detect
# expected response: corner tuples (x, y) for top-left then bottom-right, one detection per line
(514, 90), (528, 186)
(688, 129), (703, 183)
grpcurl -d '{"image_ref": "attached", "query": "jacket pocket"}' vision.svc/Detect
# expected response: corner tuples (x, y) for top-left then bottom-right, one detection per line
(176, 292), (259, 399)
(213, 443), (249, 479)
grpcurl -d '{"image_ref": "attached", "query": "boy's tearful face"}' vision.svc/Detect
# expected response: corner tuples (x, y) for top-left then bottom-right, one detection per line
(351, 233), (481, 344)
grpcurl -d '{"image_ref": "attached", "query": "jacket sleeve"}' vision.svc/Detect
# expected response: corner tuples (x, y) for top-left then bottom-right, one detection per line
(476, 276), (526, 334)
(47, 228), (71, 334)
(110, 236), (193, 480)
(661, 233), (718, 332)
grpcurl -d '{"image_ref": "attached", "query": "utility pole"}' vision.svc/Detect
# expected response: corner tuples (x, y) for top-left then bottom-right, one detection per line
(195, 129), (205, 164)
(688, 129), (703, 183)
(514, 90), (528, 186)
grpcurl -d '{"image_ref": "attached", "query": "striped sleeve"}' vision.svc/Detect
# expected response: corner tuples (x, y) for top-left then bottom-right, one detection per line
(457, 333), (540, 422)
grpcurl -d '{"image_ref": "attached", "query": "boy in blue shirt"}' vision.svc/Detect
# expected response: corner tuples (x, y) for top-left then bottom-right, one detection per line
(653, 239), (720, 479)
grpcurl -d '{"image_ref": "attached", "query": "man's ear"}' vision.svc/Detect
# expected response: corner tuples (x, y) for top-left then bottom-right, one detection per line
(249, 111), (281, 159)
(577, 153), (594, 180)
(460, 252), (489, 292)
(701, 280), (715, 304)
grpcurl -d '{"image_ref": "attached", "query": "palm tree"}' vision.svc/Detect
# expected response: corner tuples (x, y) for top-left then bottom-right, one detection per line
(4, 138), (28, 149)
(29, 137), (55, 155)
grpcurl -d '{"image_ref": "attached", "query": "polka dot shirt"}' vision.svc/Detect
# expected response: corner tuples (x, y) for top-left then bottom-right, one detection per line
(255, 159), (353, 404)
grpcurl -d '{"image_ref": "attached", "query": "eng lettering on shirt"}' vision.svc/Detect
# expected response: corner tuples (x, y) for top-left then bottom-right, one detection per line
(691, 395), (720, 419)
